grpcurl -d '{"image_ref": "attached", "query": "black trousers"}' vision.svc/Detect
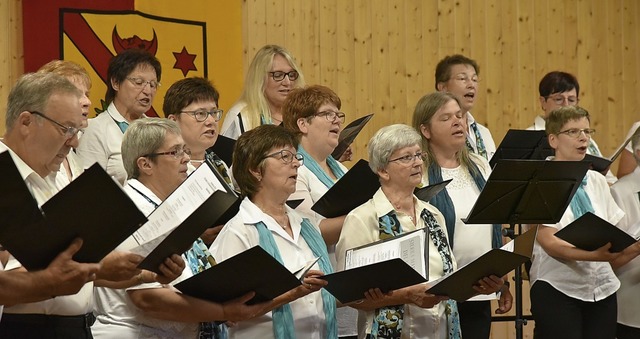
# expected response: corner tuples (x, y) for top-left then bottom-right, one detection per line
(530, 281), (617, 339)
(457, 300), (491, 339)
(0, 313), (94, 339)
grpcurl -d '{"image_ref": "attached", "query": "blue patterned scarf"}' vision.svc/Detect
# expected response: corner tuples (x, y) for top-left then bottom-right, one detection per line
(297, 146), (345, 189)
(427, 161), (503, 250)
(253, 217), (337, 339)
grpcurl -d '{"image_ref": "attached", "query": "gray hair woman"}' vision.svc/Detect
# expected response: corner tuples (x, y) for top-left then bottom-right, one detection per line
(336, 124), (459, 338)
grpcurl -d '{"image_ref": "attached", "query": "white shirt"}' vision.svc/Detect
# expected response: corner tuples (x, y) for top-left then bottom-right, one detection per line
(611, 167), (640, 328)
(77, 103), (130, 185)
(530, 170), (624, 302)
(210, 197), (327, 339)
(93, 179), (199, 339)
(466, 112), (497, 160)
(0, 143), (94, 316)
(422, 154), (493, 268)
(220, 101), (248, 140)
(56, 150), (85, 187)
(526, 115), (618, 184)
(336, 188), (456, 339)
(288, 161), (357, 336)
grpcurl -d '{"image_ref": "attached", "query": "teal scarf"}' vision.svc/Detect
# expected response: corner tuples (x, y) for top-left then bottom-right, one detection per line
(297, 146), (345, 189)
(253, 217), (337, 339)
(427, 161), (503, 250)
(569, 174), (595, 218)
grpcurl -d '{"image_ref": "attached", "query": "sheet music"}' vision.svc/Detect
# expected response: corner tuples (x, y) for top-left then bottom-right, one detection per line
(345, 229), (427, 278)
(132, 164), (224, 246)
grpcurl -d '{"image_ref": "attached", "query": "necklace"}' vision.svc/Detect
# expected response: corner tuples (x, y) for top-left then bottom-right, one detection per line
(258, 205), (289, 229)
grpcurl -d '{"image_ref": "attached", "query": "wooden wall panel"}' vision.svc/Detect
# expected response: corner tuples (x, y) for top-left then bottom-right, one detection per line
(0, 0), (23, 135)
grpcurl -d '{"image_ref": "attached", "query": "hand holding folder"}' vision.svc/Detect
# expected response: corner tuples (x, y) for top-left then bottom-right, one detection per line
(0, 151), (147, 270)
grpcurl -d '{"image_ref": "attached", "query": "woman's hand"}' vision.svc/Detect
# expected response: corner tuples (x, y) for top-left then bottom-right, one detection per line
(201, 225), (224, 246)
(472, 275), (504, 295)
(154, 254), (186, 284)
(404, 284), (448, 309)
(495, 285), (513, 314)
(290, 269), (327, 300)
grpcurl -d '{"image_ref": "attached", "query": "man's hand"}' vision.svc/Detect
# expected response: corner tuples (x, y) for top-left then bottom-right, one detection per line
(154, 254), (186, 284)
(495, 284), (513, 314)
(44, 238), (101, 297)
(97, 250), (143, 282)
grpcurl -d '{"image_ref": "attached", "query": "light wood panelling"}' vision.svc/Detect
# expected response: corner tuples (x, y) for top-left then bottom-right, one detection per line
(0, 0), (23, 135)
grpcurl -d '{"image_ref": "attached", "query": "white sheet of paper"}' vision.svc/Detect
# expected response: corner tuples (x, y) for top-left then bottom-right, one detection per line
(131, 164), (224, 251)
(345, 229), (427, 278)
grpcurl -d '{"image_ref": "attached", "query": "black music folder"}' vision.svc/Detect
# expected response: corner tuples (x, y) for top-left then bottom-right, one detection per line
(415, 179), (452, 202)
(0, 151), (147, 270)
(331, 114), (374, 160)
(426, 226), (538, 302)
(311, 159), (380, 218)
(582, 154), (613, 173)
(555, 212), (636, 253)
(463, 160), (590, 225)
(489, 129), (554, 168)
(207, 135), (236, 167)
(175, 246), (302, 304)
(321, 258), (426, 304)
(133, 161), (240, 273)
(137, 190), (239, 273)
(320, 228), (429, 303)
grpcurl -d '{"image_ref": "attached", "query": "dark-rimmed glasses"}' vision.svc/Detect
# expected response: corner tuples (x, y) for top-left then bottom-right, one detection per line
(269, 71), (299, 82)
(29, 111), (81, 139)
(557, 128), (595, 139)
(263, 149), (304, 165)
(127, 77), (160, 90)
(180, 109), (224, 122)
(143, 146), (191, 159)
(315, 111), (346, 123)
(389, 152), (425, 165)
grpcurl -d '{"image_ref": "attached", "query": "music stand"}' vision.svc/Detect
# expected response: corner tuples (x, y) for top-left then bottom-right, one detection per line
(463, 159), (590, 339)
(489, 129), (554, 168)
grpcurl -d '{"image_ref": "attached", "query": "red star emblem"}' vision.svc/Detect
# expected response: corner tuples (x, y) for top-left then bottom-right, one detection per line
(173, 46), (197, 76)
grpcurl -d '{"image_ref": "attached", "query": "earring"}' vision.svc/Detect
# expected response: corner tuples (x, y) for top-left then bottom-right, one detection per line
(257, 176), (262, 182)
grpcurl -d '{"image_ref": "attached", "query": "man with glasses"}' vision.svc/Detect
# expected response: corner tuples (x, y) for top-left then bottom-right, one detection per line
(529, 71), (617, 183)
(435, 54), (497, 161)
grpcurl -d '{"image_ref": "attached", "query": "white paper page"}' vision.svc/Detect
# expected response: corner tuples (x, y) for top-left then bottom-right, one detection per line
(132, 164), (223, 245)
(500, 238), (515, 252)
(345, 229), (427, 278)
(294, 257), (321, 280)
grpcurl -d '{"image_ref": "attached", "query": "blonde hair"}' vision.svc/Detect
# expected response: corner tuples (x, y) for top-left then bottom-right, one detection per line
(238, 45), (306, 129)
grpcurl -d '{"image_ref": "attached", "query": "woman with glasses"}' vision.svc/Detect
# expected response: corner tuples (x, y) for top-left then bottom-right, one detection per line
(163, 77), (232, 245)
(211, 125), (336, 339)
(528, 71), (617, 184)
(281, 85), (356, 337)
(412, 92), (511, 339)
(93, 118), (265, 339)
(529, 106), (624, 339)
(77, 49), (162, 185)
(220, 45), (305, 140)
(336, 124), (463, 338)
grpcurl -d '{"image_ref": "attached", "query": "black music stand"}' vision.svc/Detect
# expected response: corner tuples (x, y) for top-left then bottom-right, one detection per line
(463, 159), (590, 339)
(489, 129), (553, 168)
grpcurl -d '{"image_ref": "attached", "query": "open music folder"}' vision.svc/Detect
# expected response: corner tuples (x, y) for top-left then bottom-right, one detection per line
(554, 212), (637, 253)
(414, 179), (452, 203)
(134, 159), (240, 273)
(426, 226), (538, 302)
(331, 113), (374, 160)
(175, 246), (303, 304)
(207, 135), (236, 167)
(311, 159), (380, 218)
(0, 151), (147, 270)
(320, 228), (428, 304)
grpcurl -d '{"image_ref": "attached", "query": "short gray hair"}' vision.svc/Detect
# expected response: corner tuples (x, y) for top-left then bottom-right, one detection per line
(121, 118), (182, 179)
(6, 72), (81, 130)
(368, 124), (422, 173)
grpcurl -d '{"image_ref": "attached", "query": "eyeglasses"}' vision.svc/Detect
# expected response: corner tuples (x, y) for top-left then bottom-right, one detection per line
(269, 71), (299, 82)
(263, 149), (304, 165)
(29, 111), (81, 139)
(127, 77), (160, 90)
(389, 152), (425, 165)
(451, 74), (479, 84)
(315, 110), (346, 123)
(143, 146), (191, 159)
(546, 95), (579, 106)
(557, 128), (596, 138)
(180, 109), (223, 122)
